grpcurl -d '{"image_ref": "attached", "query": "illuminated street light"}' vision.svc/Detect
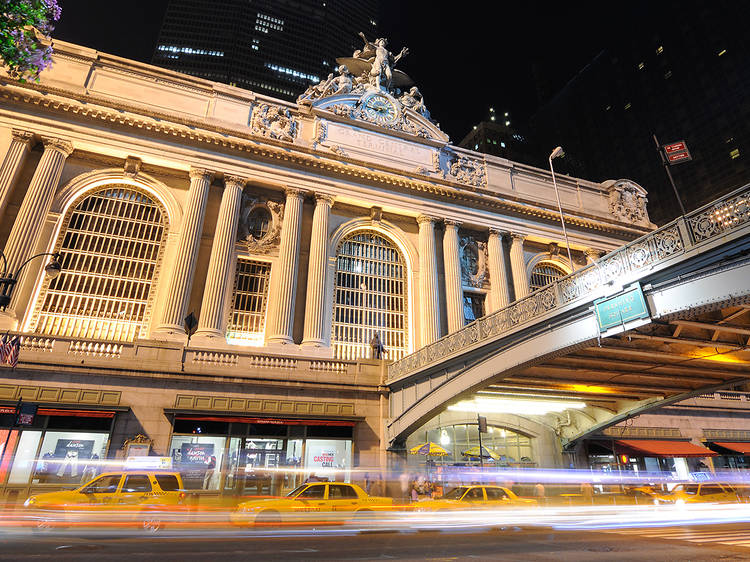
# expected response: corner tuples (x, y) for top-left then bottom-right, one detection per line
(549, 146), (573, 268)
(0, 252), (62, 310)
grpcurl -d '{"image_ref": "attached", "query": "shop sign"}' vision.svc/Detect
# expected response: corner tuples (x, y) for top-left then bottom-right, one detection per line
(125, 456), (172, 470)
(16, 403), (37, 426)
(594, 284), (650, 332)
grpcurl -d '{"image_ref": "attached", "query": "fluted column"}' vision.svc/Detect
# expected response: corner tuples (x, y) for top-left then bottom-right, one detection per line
(509, 232), (529, 301)
(487, 228), (511, 313)
(302, 193), (334, 348)
(155, 168), (214, 336)
(194, 175), (244, 339)
(442, 219), (463, 333)
(0, 130), (35, 220)
(265, 188), (304, 345)
(418, 214), (440, 346)
(1, 137), (73, 319)
(584, 248), (604, 265)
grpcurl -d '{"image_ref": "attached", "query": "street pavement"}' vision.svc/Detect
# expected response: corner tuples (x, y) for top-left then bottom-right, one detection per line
(2, 524), (750, 561)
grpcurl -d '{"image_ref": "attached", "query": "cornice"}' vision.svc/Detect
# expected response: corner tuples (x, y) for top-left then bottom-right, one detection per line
(0, 82), (652, 239)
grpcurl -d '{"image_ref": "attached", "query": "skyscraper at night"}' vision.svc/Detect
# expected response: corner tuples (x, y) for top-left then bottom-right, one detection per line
(152, 0), (380, 100)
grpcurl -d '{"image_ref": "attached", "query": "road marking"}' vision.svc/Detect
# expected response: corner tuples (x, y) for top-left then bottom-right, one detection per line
(603, 527), (750, 548)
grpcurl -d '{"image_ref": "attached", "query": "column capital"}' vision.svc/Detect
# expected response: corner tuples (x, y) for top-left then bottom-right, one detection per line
(314, 192), (335, 206)
(11, 129), (35, 144)
(224, 175), (246, 190)
(189, 167), (215, 181)
(488, 227), (509, 238)
(509, 232), (527, 243)
(443, 218), (461, 229)
(284, 187), (305, 200)
(41, 137), (73, 156)
(416, 214), (438, 226)
(584, 247), (604, 260)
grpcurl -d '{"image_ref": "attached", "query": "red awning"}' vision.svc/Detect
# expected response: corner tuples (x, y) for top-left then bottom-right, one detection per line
(38, 408), (116, 418)
(712, 442), (750, 455)
(616, 439), (716, 457)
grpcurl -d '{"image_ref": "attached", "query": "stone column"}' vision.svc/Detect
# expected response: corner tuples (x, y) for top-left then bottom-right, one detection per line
(265, 188), (304, 345)
(1, 137), (73, 320)
(584, 248), (604, 265)
(0, 130), (35, 220)
(442, 219), (464, 333)
(487, 228), (511, 313)
(194, 175), (245, 340)
(155, 168), (214, 337)
(509, 232), (529, 301)
(418, 214), (440, 346)
(302, 193), (334, 348)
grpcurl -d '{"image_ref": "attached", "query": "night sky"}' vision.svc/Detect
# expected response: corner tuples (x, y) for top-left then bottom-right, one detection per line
(52, 0), (628, 141)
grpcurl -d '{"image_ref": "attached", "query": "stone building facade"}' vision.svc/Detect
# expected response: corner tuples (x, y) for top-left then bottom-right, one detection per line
(0, 39), (653, 498)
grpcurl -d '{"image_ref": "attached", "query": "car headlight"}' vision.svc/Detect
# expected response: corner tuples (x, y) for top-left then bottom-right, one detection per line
(24, 497), (37, 507)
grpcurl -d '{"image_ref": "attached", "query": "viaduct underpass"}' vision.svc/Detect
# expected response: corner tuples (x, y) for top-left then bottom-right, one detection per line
(386, 184), (750, 452)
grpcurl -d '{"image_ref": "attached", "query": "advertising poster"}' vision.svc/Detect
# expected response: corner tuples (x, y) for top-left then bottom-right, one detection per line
(179, 442), (215, 486)
(304, 440), (351, 482)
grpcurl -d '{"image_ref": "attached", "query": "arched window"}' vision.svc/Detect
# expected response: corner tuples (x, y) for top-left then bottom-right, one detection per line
(332, 230), (408, 361)
(31, 185), (168, 341)
(529, 262), (567, 291)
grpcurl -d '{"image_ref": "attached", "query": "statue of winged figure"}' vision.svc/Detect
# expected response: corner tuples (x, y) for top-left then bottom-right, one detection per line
(336, 33), (412, 93)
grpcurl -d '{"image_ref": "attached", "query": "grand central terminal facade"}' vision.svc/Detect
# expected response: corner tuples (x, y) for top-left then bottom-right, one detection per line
(0, 37), (658, 498)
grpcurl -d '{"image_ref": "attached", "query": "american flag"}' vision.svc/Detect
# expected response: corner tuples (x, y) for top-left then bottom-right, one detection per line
(0, 334), (8, 364)
(5, 336), (20, 368)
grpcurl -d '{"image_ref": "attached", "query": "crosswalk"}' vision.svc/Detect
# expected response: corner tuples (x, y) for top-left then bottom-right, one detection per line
(603, 526), (750, 548)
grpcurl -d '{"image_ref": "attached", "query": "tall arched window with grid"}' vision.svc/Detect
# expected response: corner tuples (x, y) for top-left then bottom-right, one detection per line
(529, 262), (567, 291)
(30, 185), (168, 341)
(331, 230), (408, 361)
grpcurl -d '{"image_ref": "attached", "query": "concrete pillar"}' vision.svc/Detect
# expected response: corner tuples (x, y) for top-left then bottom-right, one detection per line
(194, 175), (245, 340)
(0, 130), (35, 220)
(0, 137), (73, 325)
(487, 228), (511, 313)
(155, 168), (213, 338)
(417, 214), (440, 346)
(509, 232), (529, 300)
(302, 193), (334, 348)
(265, 188), (304, 345)
(442, 219), (464, 333)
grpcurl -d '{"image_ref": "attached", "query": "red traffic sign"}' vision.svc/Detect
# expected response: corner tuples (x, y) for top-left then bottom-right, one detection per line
(662, 140), (691, 164)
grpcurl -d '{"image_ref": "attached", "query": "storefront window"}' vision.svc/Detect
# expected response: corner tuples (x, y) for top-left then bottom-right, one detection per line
(416, 424), (534, 466)
(168, 435), (226, 491)
(7, 431), (41, 485)
(304, 439), (352, 482)
(33, 431), (109, 486)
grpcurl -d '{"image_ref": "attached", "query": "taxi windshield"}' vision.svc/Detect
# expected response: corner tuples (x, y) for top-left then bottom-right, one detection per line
(286, 485), (308, 497)
(442, 487), (468, 500)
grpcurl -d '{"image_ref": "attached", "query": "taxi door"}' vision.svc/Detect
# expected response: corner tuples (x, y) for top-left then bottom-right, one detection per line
(460, 487), (486, 508)
(294, 483), (328, 513)
(117, 473), (155, 506)
(80, 473), (124, 506)
(483, 487), (511, 507)
(327, 484), (361, 512)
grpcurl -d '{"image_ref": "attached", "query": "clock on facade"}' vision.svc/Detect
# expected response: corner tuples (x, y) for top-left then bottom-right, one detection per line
(361, 93), (398, 124)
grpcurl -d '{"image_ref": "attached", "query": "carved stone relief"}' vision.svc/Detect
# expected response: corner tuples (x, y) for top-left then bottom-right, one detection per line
(250, 103), (297, 142)
(237, 192), (284, 254)
(460, 235), (488, 288)
(604, 179), (651, 226)
(441, 149), (487, 188)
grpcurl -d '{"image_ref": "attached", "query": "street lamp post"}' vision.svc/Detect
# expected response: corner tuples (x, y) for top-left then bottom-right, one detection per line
(0, 251), (62, 310)
(548, 147), (574, 269)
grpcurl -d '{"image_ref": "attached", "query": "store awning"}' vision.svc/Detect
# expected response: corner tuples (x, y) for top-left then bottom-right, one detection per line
(616, 439), (717, 457)
(711, 442), (750, 455)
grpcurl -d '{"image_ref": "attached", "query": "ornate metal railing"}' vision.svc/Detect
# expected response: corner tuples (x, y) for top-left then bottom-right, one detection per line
(388, 183), (750, 381)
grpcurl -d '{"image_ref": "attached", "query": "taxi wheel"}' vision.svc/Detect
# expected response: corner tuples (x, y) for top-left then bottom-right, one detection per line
(255, 510), (281, 525)
(141, 513), (163, 533)
(32, 519), (53, 533)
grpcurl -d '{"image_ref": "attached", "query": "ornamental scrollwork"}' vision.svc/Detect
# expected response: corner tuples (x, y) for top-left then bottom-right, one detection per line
(604, 179), (651, 226)
(459, 236), (488, 288)
(442, 150), (487, 188)
(251, 103), (297, 142)
(237, 194), (284, 254)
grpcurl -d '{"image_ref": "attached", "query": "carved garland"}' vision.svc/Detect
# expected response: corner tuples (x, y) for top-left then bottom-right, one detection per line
(237, 194), (284, 254)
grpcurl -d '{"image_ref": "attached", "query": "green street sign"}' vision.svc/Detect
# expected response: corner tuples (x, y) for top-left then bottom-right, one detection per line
(594, 285), (650, 332)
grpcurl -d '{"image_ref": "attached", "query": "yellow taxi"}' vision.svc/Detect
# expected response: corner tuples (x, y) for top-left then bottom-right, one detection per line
(658, 482), (740, 504)
(24, 471), (186, 530)
(412, 485), (535, 511)
(230, 481), (393, 526)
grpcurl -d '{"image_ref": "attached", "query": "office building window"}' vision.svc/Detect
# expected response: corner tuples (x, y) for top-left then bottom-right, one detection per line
(31, 185), (167, 341)
(529, 263), (567, 291)
(332, 230), (408, 360)
(226, 258), (271, 346)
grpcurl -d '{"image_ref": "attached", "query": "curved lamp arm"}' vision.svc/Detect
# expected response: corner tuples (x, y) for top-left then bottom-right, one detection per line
(11, 252), (62, 281)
